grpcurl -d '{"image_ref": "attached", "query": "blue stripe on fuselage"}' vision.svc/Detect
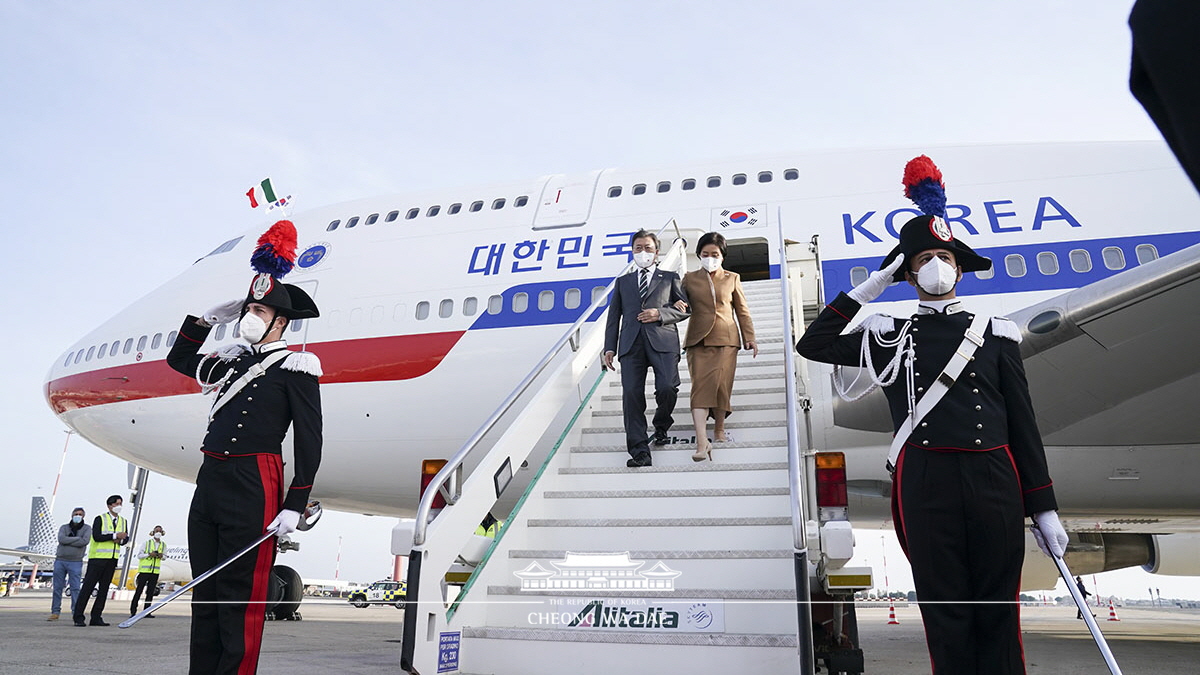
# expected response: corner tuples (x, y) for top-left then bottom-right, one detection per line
(821, 231), (1200, 303)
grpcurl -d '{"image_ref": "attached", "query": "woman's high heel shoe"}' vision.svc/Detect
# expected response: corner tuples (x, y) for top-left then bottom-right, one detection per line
(692, 438), (713, 462)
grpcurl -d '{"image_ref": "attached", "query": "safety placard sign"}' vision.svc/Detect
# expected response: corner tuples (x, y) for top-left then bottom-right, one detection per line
(438, 631), (460, 673)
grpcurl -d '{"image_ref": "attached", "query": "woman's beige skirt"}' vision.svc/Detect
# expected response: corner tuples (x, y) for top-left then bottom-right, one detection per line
(686, 345), (739, 414)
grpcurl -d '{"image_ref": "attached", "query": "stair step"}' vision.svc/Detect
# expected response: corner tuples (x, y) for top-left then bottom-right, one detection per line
(541, 486), (789, 499)
(590, 403), (783, 417)
(607, 371), (784, 388)
(522, 491), (789, 517)
(509, 548), (791, 559)
(567, 445), (786, 468)
(598, 386), (784, 401)
(485, 585), (797, 600)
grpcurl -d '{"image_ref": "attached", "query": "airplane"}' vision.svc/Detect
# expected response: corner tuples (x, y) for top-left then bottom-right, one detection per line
(42, 140), (1200, 594)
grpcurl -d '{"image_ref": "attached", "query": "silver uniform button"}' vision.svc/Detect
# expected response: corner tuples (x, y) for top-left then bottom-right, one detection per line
(231, 437), (237, 442)
(920, 422), (927, 428)
(974, 439), (982, 445)
(975, 405), (982, 411)
(242, 410), (248, 415)
(252, 383), (258, 388)
(977, 423), (983, 429)
(969, 356), (975, 362)
(969, 372), (976, 378)
(915, 372), (920, 377)
(224, 451), (229, 455)
(917, 387), (924, 393)
(237, 423), (243, 428)
(973, 388), (979, 394)
(922, 440), (929, 446)
(247, 397), (253, 401)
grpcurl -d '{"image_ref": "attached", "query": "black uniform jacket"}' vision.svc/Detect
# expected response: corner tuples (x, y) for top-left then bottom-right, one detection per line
(796, 292), (1057, 516)
(167, 316), (322, 513)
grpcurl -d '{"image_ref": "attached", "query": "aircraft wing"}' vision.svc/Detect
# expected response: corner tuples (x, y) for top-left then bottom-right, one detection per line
(0, 547), (55, 563)
(1008, 242), (1200, 446)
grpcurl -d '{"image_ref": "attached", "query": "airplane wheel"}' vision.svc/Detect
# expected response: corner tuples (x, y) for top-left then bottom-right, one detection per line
(267, 565), (304, 620)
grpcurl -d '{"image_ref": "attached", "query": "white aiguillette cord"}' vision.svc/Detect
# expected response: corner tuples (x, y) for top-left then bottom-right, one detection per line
(208, 350), (290, 421)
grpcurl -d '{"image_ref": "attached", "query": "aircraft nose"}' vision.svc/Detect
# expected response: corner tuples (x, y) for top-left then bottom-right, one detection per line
(44, 346), (191, 416)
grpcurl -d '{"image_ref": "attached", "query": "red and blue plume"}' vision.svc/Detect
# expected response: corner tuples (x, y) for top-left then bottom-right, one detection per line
(250, 219), (298, 278)
(902, 155), (947, 218)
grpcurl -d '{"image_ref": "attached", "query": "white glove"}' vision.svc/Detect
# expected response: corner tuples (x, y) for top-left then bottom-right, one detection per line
(847, 254), (905, 304)
(1031, 510), (1069, 558)
(268, 509), (302, 536)
(202, 298), (245, 325)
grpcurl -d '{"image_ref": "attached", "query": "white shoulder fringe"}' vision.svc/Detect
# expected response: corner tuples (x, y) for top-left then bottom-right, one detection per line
(991, 317), (1022, 343)
(850, 313), (898, 337)
(282, 351), (324, 377)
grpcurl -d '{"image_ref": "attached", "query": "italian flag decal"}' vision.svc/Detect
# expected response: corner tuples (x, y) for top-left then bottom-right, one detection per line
(246, 178), (278, 209)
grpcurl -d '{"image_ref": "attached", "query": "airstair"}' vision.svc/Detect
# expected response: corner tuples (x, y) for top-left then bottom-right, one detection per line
(396, 228), (856, 675)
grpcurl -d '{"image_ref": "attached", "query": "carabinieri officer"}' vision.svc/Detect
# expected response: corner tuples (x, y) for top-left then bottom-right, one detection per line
(796, 156), (1069, 675)
(167, 219), (322, 675)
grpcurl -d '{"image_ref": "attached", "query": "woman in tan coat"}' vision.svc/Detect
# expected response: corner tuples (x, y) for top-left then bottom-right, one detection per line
(681, 232), (757, 461)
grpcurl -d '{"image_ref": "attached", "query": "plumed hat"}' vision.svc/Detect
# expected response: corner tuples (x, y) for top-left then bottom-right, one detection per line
(879, 156), (992, 281)
(243, 220), (320, 320)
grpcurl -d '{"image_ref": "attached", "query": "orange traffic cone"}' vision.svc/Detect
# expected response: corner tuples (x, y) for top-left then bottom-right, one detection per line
(1106, 599), (1120, 622)
(887, 601), (900, 625)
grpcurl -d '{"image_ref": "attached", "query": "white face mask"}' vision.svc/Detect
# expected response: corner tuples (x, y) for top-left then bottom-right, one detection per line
(71, 515), (83, 524)
(915, 256), (958, 297)
(153, 533), (162, 540)
(238, 313), (268, 343)
(111, 505), (122, 515)
(699, 256), (722, 272)
(632, 251), (656, 269)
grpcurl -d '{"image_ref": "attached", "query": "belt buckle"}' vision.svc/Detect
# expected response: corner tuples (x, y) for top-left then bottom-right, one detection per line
(965, 330), (984, 347)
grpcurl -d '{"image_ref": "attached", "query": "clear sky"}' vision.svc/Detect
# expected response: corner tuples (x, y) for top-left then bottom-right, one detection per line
(1, 2), (1195, 600)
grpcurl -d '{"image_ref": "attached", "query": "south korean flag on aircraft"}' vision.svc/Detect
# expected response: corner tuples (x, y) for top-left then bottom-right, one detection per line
(712, 204), (767, 230)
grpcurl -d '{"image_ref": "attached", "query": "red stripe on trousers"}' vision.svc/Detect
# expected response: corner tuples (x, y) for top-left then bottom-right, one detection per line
(1003, 446), (1029, 675)
(240, 454), (281, 675)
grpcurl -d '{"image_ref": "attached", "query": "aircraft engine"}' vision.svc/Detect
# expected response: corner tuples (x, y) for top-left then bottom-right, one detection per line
(1142, 533), (1200, 576)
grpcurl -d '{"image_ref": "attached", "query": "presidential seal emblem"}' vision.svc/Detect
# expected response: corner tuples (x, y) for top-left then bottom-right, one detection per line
(251, 273), (274, 300)
(929, 215), (953, 242)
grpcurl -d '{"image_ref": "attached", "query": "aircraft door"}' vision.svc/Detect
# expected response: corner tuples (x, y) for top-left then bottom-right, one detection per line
(532, 170), (603, 230)
(719, 237), (771, 281)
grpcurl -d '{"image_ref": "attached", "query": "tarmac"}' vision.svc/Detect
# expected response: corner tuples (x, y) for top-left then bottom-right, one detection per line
(0, 590), (1197, 674)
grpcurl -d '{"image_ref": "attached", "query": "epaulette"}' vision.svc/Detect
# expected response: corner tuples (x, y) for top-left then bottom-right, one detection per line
(281, 350), (323, 377)
(850, 313), (899, 337)
(215, 344), (251, 362)
(991, 317), (1022, 343)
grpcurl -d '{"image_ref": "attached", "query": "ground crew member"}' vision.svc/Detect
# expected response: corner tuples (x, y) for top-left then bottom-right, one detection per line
(130, 525), (166, 617)
(796, 156), (1069, 674)
(72, 495), (128, 626)
(167, 219), (322, 675)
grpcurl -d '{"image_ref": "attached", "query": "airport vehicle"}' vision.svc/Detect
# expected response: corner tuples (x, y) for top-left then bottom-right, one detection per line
(348, 579), (407, 609)
(43, 142), (1200, 672)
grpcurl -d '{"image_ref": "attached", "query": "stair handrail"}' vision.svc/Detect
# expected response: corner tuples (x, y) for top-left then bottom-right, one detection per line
(777, 211), (817, 673)
(409, 222), (687, 546)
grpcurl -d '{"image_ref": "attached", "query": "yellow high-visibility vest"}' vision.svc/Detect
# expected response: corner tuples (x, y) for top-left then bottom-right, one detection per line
(87, 513), (127, 560)
(138, 539), (165, 574)
(473, 520), (504, 538)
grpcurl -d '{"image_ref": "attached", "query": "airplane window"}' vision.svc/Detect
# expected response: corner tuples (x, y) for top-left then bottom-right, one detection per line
(393, 303), (407, 321)
(975, 267), (994, 280)
(1069, 249), (1092, 272)
(350, 308), (364, 325)
(492, 198), (506, 210)
(427, 205), (441, 217)
(123, 338), (134, 354)
(849, 266), (869, 286)
(151, 333), (163, 349)
(470, 201), (484, 212)
(74, 351), (83, 365)
(515, 195), (529, 207)
(512, 292), (529, 313)
(327, 220), (341, 232)
(372, 306), (385, 324)
(386, 210), (399, 222)
(732, 173), (747, 185)
(1004, 254), (1027, 278)
(439, 299), (454, 318)
(206, 236), (244, 257)
(64, 352), (73, 367)
(592, 286), (608, 305)
(463, 297), (478, 316)
(784, 168), (799, 180)
(758, 171), (773, 183)
(98, 343), (108, 359)
(85, 346), (95, 362)
(111, 340), (121, 355)
(215, 324), (227, 340)
(406, 208), (419, 220)
(415, 302), (430, 320)
(564, 288), (581, 309)
(346, 216), (360, 229)
(1135, 244), (1159, 264)
(290, 318), (303, 332)
(232, 322), (241, 338)
(657, 181), (670, 193)
(682, 179), (696, 190)
(538, 290), (554, 311)
(167, 331), (177, 347)
(1102, 246), (1126, 270)
(449, 203), (462, 215)
(487, 295), (503, 314)
(631, 184), (646, 196)
(137, 335), (148, 351)
(707, 176), (721, 188)
(1036, 252), (1059, 275)
(366, 213), (379, 225)
(608, 186), (622, 198)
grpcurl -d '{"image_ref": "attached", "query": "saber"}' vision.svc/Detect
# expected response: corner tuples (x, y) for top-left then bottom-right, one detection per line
(1038, 526), (1123, 675)
(119, 501), (322, 629)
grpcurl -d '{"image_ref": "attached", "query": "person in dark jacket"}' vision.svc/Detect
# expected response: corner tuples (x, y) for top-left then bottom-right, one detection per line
(73, 495), (128, 626)
(166, 219), (322, 675)
(795, 156), (1069, 675)
(48, 507), (90, 621)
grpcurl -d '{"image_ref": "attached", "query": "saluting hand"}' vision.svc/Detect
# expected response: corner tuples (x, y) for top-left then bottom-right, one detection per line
(847, 254), (905, 304)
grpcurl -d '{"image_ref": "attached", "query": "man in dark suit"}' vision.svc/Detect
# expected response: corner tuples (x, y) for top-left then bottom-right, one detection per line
(603, 230), (689, 467)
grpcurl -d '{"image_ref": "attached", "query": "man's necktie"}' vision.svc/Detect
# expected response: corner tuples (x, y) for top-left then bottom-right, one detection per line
(639, 269), (650, 300)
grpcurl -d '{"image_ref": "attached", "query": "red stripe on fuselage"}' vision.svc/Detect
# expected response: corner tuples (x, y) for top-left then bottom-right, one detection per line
(45, 331), (466, 414)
